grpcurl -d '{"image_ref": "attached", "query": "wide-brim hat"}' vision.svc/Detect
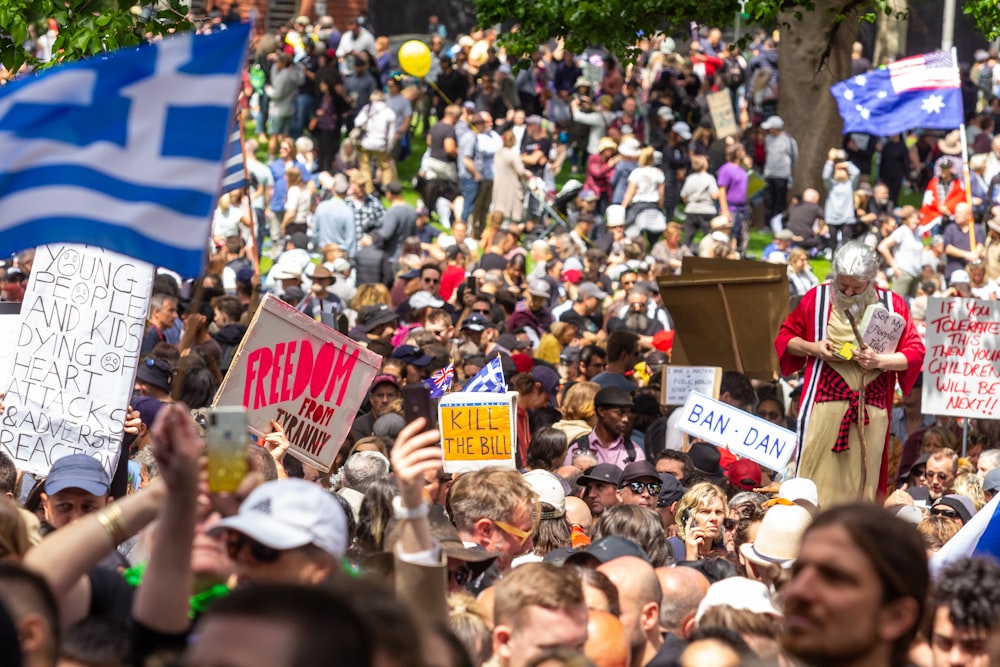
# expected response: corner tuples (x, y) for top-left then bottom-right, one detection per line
(688, 442), (725, 484)
(738, 502), (813, 567)
(938, 130), (962, 155)
(598, 137), (618, 154)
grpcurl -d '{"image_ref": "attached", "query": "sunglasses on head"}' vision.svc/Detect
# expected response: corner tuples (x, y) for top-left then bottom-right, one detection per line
(625, 481), (662, 496)
(226, 531), (282, 563)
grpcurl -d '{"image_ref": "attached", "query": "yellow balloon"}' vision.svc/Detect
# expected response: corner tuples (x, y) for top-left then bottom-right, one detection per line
(398, 40), (432, 78)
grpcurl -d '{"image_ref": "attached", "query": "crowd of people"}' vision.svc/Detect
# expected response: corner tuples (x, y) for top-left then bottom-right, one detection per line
(3, 10), (1000, 667)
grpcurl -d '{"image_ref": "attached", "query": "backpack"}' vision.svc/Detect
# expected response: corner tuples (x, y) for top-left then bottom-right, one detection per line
(571, 433), (638, 464)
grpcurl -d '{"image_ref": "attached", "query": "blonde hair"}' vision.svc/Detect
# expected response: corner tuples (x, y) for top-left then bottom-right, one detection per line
(448, 593), (493, 665)
(0, 497), (29, 560)
(675, 482), (727, 539)
(561, 381), (600, 422)
(917, 515), (959, 551)
(351, 283), (391, 310)
(638, 146), (656, 167)
(953, 472), (986, 510)
(690, 154), (708, 172)
(789, 247), (809, 262)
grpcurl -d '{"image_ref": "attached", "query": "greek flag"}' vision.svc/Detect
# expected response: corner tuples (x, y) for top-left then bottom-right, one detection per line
(0, 25), (249, 277)
(463, 355), (508, 393)
(220, 121), (247, 195)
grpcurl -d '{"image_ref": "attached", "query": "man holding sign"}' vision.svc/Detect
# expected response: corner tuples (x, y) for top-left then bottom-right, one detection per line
(776, 241), (924, 507)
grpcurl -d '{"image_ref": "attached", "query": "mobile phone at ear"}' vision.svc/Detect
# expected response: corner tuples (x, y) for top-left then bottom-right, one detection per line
(680, 508), (693, 527)
(402, 383), (437, 429)
(205, 406), (249, 493)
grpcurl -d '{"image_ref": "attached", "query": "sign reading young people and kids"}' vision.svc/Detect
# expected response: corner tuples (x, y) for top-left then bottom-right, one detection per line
(923, 297), (1000, 418)
(0, 244), (154, 476)
(438, 391), (518, 473)
(660, 366), (723, 406)
(675, 391), (795, 472)
(213, 294), (381, 472)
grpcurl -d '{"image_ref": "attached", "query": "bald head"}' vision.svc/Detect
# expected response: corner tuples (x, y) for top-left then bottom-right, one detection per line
(680, 638), (741, 667)
(599, 557), (662, 660)
(566, 496), (593, 534)
(802, 188), (820, 204)
(656, 566), (710, 636)
(585, 610), (631, 667)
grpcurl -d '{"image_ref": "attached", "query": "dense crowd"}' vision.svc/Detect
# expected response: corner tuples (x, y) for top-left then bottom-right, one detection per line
(3, 11), (1000, 667)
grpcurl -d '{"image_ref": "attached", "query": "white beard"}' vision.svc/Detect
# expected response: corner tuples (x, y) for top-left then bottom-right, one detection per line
(833, 283), (876, 324)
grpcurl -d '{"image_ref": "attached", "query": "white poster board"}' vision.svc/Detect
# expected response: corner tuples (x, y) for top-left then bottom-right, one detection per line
(661, 366), (722, 406)
(706, 90), (739, 138)
(0, 244), (153, 476)
(213, 294), (381, 472)
(439, 391), (517, 473)
(923, 297), (1000, 418)
(675, 390), (795, 471)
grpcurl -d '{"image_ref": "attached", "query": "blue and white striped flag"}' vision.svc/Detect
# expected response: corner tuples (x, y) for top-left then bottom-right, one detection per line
(930, 493), (1000, 577)
(0, 25), (249, 277)
(220, 121), (247, 195)
(463, 355), (508, 393)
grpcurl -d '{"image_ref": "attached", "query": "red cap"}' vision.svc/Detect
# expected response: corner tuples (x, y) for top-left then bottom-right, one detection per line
(512, 352), (535, 374)
(727, 458), (762, 491)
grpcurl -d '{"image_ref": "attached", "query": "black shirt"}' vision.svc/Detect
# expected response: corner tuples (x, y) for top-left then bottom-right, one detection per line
(428, 122), (457, 163)
(521, 135), (552, 178)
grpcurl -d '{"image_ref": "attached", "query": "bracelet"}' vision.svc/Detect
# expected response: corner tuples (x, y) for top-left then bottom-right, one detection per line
(95, 503), (128, 545)
(392, 496), (429, 521)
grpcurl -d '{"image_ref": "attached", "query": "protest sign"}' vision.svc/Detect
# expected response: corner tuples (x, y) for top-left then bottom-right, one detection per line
(706, 90), (739, 138)
(439, 391), (517, 473)
(0, 244), (153, 476)
(675, 390), (795, 471)
(923, 297), (1000, 418)
(213, 294), (381, 472)
(661, 366), (722, 406)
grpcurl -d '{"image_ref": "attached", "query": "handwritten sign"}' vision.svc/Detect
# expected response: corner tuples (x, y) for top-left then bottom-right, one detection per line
(675, 391), (795, 471)
(213, 294), (381, 472)
(439, 391), (517, 473)
(706, 90), (739, 138)
(923, 297), (1000, 418)
(661, 366), (722, 406)
(0, 244), (153, 476)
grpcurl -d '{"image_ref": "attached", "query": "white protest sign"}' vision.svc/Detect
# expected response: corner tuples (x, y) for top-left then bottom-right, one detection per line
(0, 244), (153, 476)
(661, 366), (722, 406)
(213, 294), (381, 472)
(706, 90), (739, 138)
(922, 297), (1000, 418)
(439, 391), (517, 473)
(675, 390), (795, 471)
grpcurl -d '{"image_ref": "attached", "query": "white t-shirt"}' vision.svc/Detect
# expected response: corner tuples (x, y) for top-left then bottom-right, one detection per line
(628, 166), (665, 203)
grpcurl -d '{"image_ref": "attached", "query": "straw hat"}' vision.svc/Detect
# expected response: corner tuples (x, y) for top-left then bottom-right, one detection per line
(597, 136), (618, 154)
(739, 501), (813, 567)
(938, 130), (962, 155)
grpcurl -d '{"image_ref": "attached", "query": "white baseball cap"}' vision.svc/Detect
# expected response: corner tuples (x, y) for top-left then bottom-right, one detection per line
(211, 479), (349, 558)
(695, 576), (782, 622)
(522, 469), (566, 518)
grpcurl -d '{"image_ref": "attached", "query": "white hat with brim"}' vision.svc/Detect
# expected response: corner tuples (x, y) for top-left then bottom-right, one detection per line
(739, 502), (813, 568)
(210, 479), (348, 558)
(695, 576), (782, 622)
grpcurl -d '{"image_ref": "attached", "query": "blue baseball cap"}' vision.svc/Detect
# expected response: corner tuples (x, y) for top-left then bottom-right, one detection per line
(45, 454), (110, 496)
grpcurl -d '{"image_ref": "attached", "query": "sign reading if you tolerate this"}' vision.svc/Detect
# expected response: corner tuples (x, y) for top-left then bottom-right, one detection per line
(675, 391), (795, 471)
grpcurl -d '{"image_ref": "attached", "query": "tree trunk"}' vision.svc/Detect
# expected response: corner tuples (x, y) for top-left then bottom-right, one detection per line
(874, 0), (908, 67)
(779, 3), (859, 196)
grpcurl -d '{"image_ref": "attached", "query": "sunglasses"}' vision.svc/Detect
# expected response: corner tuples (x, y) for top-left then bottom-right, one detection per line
(723, 518), (737, 531)
(927, 471), (952, 481)
(625, 481), (662, 496)
(930, 508), (959, 519)
(472, 308), (492, 315)
(226, 531), (282, 563)
(493, 519), (533, 546)
(423, 277), (440, 284)
(449, 564), (473, 587)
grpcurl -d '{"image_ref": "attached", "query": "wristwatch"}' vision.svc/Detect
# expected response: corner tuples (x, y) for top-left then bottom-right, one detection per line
(392, 496), (429, 521)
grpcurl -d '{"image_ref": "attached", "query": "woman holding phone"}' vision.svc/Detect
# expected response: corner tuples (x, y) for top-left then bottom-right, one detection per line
(669, 482), (728, 561)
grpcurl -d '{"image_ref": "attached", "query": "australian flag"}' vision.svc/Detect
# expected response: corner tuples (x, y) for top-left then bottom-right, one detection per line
(424, 363), (454, 399)
(463, 355), (508, 393)
(0, 25), (249, 277)
(831, 51), (963, 136)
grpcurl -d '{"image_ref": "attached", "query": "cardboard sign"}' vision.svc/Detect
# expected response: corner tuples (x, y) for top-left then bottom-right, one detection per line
(837, 304), (906, 360)
(661, 366), (722, 405)
(213, 294), (381, 472)
(675, 390), (795, 471)
(0, 244), (153, 476)
(923, 297), (1000, 418)
(439, 391), (517, 473)
(706, 90), (739, 138)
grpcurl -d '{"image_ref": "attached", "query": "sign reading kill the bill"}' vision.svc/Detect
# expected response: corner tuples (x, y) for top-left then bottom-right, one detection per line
(439, 391), (518, 473)
(0, 244), (154, 476)
(213, 294), (381, 472)
(923, 297), (1000, 418)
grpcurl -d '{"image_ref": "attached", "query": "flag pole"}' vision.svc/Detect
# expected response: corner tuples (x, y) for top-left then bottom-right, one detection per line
(954, 47), (977, 252)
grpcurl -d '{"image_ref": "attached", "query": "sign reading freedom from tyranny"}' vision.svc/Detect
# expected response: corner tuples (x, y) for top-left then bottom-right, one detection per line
(923, 297), (1000, 418)
(213, 294), (381, 472)
(0, 244), (154, 475)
